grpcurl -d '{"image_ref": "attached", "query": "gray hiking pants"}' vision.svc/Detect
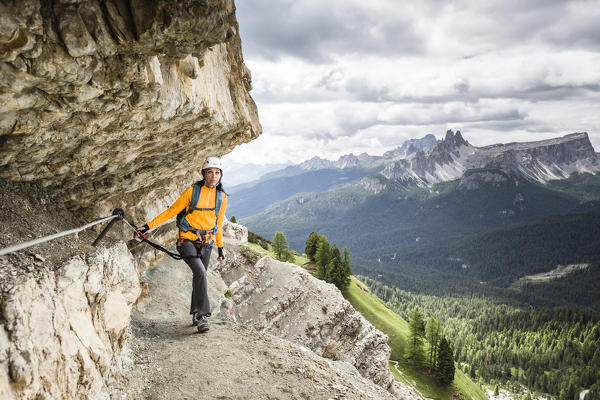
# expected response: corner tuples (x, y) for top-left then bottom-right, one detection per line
(176, 239), (212, 317)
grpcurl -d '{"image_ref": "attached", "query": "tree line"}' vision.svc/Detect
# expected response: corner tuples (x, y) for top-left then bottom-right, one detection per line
(247, 227), (353, 293)
(360, 276), (600, 400)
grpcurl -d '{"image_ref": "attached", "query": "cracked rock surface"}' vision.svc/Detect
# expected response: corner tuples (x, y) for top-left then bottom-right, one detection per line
(0, 182), (141, 400)
(0, 0), (260, 222)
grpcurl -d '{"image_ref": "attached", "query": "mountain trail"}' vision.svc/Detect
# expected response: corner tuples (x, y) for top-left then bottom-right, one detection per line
(116, 246), (397, 399)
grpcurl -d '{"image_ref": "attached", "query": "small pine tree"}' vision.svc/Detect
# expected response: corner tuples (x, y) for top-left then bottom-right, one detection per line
(305, 232), (319, 262)
(286, 250), (298, 263)
(342, 247), (352, 280)
(326, 245), (351, 291)
(407, 308), (426, 365)
(325, 258), (339, 283)
(230, 216), (237, 223)
(338, 247), (352, 291)
(426, 317), (442, 369)
(436, 336), (455, 385)
(325, 245), (340, 281)
(315, 235), (330, 278)
(271, 231), (289, 261)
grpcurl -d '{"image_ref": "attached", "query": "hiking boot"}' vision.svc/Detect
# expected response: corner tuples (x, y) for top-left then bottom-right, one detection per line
(192, 313), (200, 326)
(196, 315), (210, 333)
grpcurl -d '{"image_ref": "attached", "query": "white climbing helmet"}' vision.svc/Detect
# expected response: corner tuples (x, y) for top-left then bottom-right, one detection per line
(202, 156), (223, 171)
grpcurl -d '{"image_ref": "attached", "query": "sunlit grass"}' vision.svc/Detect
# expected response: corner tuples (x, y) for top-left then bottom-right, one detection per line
(345, 276), (487, 400)
(245, 242), (310, 267)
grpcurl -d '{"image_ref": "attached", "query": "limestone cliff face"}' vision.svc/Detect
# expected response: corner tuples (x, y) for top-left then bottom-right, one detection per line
(0, 0), (260, 220)
(1, 1), (260, 397)
(0, 242), (140, 400)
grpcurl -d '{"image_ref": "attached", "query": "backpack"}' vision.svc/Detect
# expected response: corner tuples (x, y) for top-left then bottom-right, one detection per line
(176, 183), (223, 235)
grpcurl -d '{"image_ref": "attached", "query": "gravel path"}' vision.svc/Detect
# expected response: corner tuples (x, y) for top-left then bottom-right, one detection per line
(117, 249), (397, 399)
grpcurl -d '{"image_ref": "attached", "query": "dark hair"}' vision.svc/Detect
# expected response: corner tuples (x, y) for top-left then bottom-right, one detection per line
(197, 174), (226, 194)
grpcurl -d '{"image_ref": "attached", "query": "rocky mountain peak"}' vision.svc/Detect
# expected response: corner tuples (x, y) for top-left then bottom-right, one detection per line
(480, 132), (600, 183)
(382, 131), (599, 186)
(381, 158), (428, 186)
(335, 152), (381, 168)
(382, 130), (472, 185)
(299, 156), (335, 170)
(382, 134), (437, 160)
(336, 153), (361, 168)
(436, 129), (470, 153)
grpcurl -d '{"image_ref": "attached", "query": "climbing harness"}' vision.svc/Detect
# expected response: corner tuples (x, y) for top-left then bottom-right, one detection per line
(176, 182), (223, 238)
(0, 211), (122, 257)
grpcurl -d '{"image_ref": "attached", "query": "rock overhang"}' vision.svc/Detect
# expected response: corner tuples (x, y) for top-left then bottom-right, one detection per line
(0, 0), (261, 220)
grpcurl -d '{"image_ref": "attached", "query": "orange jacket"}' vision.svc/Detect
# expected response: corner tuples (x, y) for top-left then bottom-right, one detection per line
(146, 185), (228, 248)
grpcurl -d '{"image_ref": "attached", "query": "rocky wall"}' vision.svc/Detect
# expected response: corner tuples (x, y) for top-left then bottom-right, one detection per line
(0, 0), (260, 221)
(0, 242), (141, 400)
(216, 239), (400, 394)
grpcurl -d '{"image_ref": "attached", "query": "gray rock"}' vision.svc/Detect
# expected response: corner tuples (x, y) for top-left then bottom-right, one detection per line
(216, 243), (399, 393)
(0, 0), (261, 222)
(0, 242), (141, 400)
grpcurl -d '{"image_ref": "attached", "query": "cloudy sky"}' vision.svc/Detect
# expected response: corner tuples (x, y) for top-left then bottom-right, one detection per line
(224, 0), (600, 165)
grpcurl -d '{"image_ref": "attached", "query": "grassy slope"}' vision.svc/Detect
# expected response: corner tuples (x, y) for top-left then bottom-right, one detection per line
(245, 242), (310, 266)
(344, 277), (409, 361)
(345, 277), (487, 400)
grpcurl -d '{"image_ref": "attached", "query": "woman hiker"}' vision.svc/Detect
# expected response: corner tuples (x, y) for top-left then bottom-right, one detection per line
(138, 156), (227, 333)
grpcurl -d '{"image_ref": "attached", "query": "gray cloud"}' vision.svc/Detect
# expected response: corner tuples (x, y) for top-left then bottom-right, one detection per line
(238, 0), (599, 61)
(543, 18), (600, 51)
(443, 0), (587, 49)
(465, 119), (538, 132)
(380, 107), (526, 127)
(236, 0), (424, 62)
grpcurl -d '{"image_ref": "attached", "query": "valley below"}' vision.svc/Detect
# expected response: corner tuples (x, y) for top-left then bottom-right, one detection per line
(233, 130), (600, 399)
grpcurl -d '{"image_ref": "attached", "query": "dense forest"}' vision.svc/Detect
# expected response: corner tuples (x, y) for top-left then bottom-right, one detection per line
(382, 211), (600, 286)
(353, 210), (600, 311)
(360, 276), (600, 399)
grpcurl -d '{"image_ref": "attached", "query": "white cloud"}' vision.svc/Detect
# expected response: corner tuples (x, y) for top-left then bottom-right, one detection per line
(230, 0), (600, 165)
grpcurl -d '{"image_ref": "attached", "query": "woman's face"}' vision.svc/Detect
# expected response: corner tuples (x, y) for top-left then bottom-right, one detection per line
(204, 167), (222, 188)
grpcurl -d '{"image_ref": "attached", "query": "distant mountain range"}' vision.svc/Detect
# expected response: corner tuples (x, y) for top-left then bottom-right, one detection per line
(232, 131), (600, 308)
(229, 131), (600, 218)
(382, 131), (600, 186)
(228, 134), (437, 217)
(223, 161), (291, 186)
(296, 134), (438, 172)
